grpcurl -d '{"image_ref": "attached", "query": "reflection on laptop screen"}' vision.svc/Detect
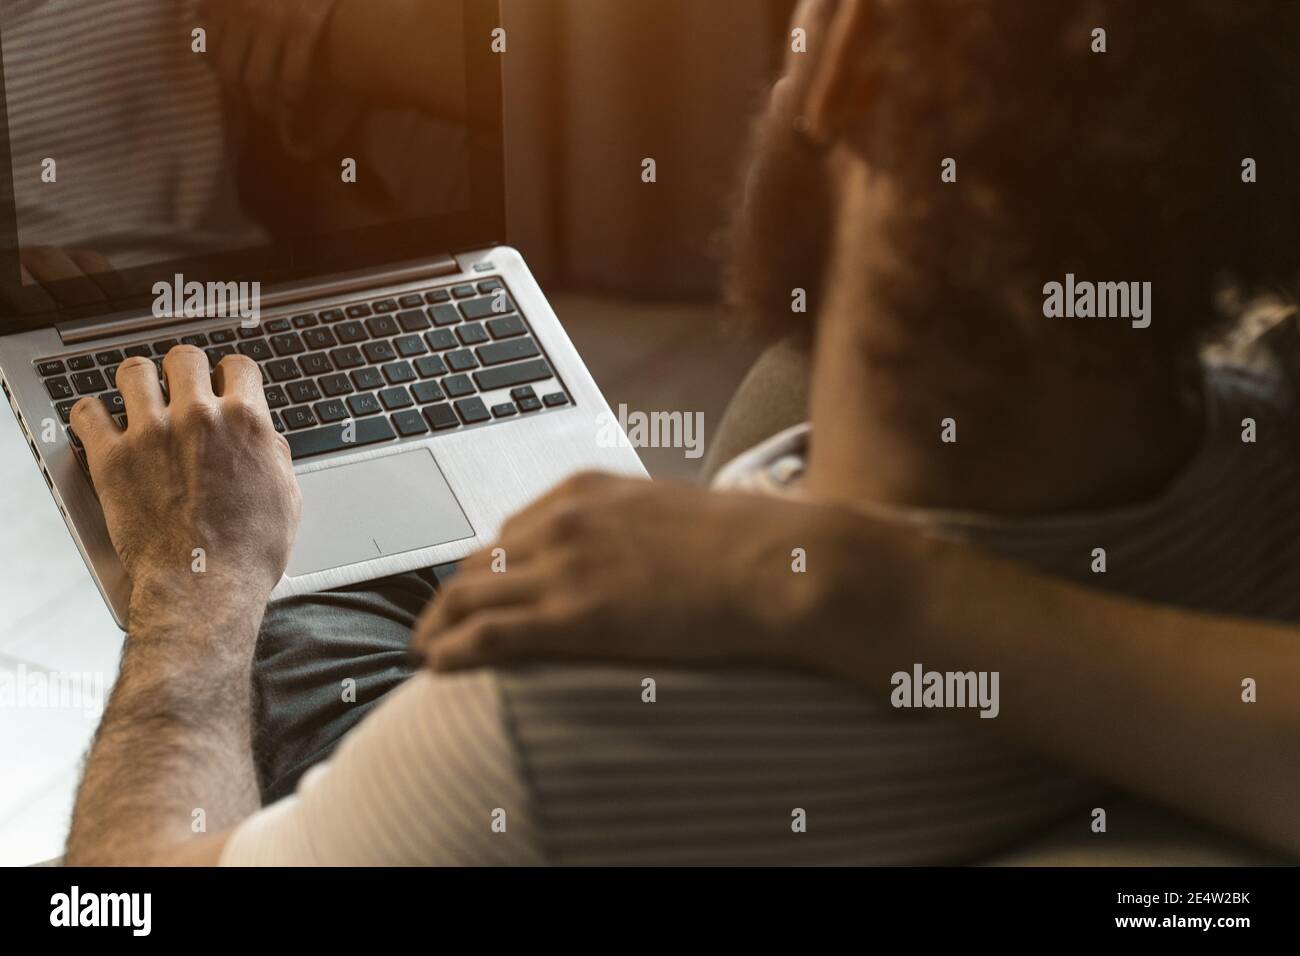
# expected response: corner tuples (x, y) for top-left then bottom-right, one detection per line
(0, 0), (501, 333)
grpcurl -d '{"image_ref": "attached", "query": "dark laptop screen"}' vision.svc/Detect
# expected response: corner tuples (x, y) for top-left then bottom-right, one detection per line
(0, 0), (504, 336)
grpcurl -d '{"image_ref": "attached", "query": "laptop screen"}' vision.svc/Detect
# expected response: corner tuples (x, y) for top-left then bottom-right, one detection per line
(0, 0), (504, 337)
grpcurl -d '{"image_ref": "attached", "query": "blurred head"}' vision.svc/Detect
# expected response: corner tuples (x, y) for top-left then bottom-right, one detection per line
(726, 0), (1300, 378)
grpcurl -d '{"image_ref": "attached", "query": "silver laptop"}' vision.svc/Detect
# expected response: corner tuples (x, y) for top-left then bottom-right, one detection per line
(0, 0), (644, 628)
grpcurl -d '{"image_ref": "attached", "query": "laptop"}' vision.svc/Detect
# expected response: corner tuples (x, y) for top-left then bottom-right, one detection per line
(0, 0), (645, 629)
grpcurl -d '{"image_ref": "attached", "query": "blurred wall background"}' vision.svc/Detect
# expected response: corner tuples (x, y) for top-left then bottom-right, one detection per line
(501, 0), (797, 298)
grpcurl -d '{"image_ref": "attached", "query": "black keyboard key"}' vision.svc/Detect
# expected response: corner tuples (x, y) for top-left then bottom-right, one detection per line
(208, 329), (236, 345)
(398, 310), (431, 332)
(236, 327), (264, 340)
(286, 417), (396, 460)
(429, 304), (460, 327)
(313, 399), (350, 424)
(473, 359), (551, 392)
(379, 386), (413, 411)
(477, 337), (540, 367)
(123, 344), (154, 358)
(425, 289), (452, 304)
(511, 386), (537, 401)
(415, 355), (448, 378)
(423, 403), (459, 431)
(265, 318), (292, 334)
(67, 355), (95, 371)
(330, 346), (365, 370)
(303, 327), (338, 350)
(36, 360), (65, 376)
(446, 350), (479, 372)
(320, 308), (345, 323)
(154, 338), (182, 354)
(271, 332), (306, 356)
(287, 380), (322, 404)
(362, 341), (397, 365)
(366, 315), (400, 338)
(239, 340), (274, 362)
(399, 294), (425, 309)
(477, 278), (504, 294)
(55, 399), (77, 423)
(347, 393), (382, 417)
(46, 377), (74, 400)
(373, 299), (397, 314)
(491, 402), (518, 418)
(391, 409), (429, 437)
(101, 391), (125, 413)
(351, 367), (384, 391)
(264, 385), (289, 410)
(266, 358), (301, 382)
(457, 323), (490, 346)
(346, 303), (373, 319)
(461, 295), (515, 321)
(382, 361), (416, 385)
(292, 313), (319, 329)
(319, 373), (353, 397)
(71, 370), (107, 394)
(103, 365), (119, 387)
(451, 284), (476, 300)
(394, 335), (428, 358)
(206, 345), (237, 366)
(410, 380), (445, 404)
(486, 315), (527, 339)
(299, 353), (332, 376)
(454, 397), (490, 424)
(271, 411), (285, 433)
(95, 349), (124, 365)
(443, 374), (475, 398)
(425, 329), (457, 351)
(517, 396), (542, 413)
(542, 392), (569, 407)
(181, 333), (209, 348)
(282, 406), (318, 430)
(335, 321), (367, 344)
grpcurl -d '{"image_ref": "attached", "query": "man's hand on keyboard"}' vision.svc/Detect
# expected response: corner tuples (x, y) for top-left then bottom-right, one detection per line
(71, 346), (302, 605)
(410, 472), (912, 674)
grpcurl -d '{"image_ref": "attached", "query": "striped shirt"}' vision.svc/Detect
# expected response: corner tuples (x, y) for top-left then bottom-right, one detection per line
(222, 335), (1300, 865)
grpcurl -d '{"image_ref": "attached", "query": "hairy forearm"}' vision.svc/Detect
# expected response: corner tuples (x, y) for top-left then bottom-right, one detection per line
(803, 533), (1300, 854)
(65, 591), (264, 866)
(324, 0), (466, 117)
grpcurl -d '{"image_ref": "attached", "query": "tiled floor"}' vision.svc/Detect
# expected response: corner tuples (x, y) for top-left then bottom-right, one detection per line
(0, 291), (759, 865)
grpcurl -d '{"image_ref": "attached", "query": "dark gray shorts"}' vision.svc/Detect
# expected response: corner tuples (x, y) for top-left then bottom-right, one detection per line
(251, 563), (458, 803)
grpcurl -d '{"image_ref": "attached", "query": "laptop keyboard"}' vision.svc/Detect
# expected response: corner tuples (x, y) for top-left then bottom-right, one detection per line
(33, 277), (571, 470)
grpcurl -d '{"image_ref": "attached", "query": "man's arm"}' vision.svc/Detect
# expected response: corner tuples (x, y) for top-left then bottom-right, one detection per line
(62, 346), (301, 866)
(410, 473), (1300, 857)
(64, 596), (262, 866)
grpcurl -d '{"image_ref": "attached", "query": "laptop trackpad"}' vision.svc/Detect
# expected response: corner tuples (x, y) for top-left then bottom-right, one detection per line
(286, 448), (475, 577)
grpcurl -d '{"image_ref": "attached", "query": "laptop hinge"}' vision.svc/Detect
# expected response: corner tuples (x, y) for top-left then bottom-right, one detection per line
(56, 254), (460, 346)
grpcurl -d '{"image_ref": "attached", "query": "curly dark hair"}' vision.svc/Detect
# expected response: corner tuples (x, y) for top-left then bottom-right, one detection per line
(729, 0), (1300, 371)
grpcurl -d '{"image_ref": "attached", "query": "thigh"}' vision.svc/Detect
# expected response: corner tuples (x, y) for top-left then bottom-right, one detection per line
(252, 563), (457, 803)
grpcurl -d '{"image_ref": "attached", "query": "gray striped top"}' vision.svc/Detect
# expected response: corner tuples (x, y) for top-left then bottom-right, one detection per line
(223, 340), (1300, 865)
